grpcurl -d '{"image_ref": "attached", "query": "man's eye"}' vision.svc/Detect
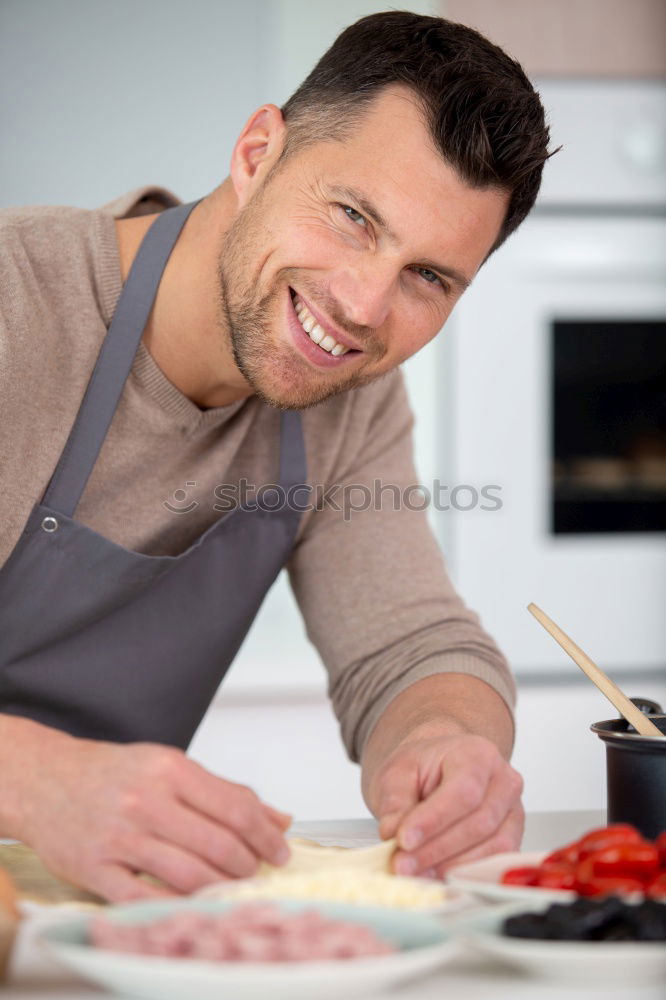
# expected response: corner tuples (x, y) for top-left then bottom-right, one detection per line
(341, 204), (367, 227)
(414, 267), (442, 287)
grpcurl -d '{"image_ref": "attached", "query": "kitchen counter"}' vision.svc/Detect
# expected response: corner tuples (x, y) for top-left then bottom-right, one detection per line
(5, 809), (664, 1000)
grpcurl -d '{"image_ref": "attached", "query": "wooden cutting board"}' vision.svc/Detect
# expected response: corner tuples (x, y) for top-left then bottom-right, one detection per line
(0, 844), (103, 906)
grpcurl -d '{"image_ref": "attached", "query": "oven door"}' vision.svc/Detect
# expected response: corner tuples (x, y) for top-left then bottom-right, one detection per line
(440, 213), (666, 674)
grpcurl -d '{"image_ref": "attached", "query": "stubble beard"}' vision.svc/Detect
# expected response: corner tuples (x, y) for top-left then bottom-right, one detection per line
(215, 194), (381, 411)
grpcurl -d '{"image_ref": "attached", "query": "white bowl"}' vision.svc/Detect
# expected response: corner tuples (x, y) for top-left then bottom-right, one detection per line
(38, 897), (461, 1000)
(452, 897), (666, 985)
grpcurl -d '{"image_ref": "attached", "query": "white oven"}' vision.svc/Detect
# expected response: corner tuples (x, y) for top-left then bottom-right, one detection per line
(437, 80), (666, 675)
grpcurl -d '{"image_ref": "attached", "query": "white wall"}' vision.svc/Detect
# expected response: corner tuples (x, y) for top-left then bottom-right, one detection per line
(0, 0), (271, 208)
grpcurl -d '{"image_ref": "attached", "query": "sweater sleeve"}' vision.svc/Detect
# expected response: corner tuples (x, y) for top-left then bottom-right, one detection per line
(287, 368), (516, 763)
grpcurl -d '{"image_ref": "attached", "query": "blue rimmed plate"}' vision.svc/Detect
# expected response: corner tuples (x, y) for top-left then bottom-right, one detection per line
(37, 896), (461, 1000)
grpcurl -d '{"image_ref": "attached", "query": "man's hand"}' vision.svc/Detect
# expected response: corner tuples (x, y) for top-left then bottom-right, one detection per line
(367, 729), (524, 878)
(9, 719), (291, 902)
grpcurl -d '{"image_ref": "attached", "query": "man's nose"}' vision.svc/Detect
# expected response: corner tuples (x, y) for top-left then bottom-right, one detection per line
(329, 261), (397, 331)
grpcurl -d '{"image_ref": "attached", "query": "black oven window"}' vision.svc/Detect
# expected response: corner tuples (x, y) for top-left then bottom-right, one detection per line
(551, 319), (666, 534)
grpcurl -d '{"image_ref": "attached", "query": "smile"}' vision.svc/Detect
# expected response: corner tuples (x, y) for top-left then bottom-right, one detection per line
(293, 294), (350, 355)
(287, 289), (362, 369)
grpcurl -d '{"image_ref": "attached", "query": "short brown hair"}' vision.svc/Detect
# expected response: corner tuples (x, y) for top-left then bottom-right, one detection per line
(281, 11), (555, 253)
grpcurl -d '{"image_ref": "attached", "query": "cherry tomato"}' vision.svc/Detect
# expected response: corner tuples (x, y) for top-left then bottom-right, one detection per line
(646, 872), (666, 899)
(579, 876), (645, 897)
(575, 857), (644, 896)
(536, 865), (577, 891)
(592, 842), (659, 878)
(574, 856), (598, 888)
(504, 827), (664, 900)
(542, 842), (579, 867)
(500, 866), (540, 887)
(576, 871), (645, 897)
(577, 824), (643, 860)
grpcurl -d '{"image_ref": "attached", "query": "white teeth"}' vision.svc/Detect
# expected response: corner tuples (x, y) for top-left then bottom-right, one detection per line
(292, 294), (351, 357)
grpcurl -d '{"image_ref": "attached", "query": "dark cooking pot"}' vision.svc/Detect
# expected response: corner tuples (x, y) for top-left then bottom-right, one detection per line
(591, 702), (666, 840)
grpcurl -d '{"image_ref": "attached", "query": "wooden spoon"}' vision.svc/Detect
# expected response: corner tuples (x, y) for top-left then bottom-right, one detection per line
(527, 603), (663, 738)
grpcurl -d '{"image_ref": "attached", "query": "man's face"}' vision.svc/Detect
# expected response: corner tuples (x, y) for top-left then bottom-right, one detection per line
(217, 86), (509, 409)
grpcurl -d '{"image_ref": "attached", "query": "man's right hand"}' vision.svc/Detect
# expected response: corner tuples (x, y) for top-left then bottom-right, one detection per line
(3, 716), (291, 902)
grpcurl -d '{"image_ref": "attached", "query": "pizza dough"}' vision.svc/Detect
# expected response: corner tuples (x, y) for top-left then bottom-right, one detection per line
(258, 837), (397, 877)
(199, 838), (448, 909)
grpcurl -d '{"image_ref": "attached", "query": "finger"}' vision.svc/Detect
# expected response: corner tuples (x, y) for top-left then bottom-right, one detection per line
(374, 760), (420, 846)
(93, 864), (179, 904)
(431, 803), (525, 878)
(396, 743), (507, 852)
(145, 800), (260, 879)
(176, 763), (289, 865)
(404, 801), (524, 880)
(379, 810), (407, 842)
(394, 764), (522, 874)
(127, 835), (240, 895)
(262, 803), (293, 832)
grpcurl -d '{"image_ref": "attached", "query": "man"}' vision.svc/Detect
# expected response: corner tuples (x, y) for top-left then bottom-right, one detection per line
(0, 12), (551, 900)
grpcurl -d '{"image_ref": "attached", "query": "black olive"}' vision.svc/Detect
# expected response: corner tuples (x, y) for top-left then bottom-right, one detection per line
(627, 900), (666, 941)
(501, 897), (666, 942)
(502, 913), (550, 939)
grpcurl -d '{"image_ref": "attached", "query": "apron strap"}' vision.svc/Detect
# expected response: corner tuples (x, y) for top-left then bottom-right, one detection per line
(279, 409), (307, 492)
(43, 201), (201, 517)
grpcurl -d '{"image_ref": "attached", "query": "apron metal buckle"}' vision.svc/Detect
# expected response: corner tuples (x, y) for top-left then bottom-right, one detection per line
(41, 516), (59, 533)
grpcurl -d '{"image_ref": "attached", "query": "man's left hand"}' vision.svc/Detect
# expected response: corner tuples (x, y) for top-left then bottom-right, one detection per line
(367, 730), (524, 878)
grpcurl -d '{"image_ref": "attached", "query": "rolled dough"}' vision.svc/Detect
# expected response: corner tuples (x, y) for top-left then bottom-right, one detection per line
(258, 837), (397, 877)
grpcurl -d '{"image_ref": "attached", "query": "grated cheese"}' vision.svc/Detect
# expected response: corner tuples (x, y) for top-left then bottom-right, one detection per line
(220, 867), (448, 909)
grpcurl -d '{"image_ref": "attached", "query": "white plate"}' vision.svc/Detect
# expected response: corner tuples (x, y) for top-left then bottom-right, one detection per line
(452, 897), (666, 985)
(446, 850), (577, 903)
(37, 897), (461, 1000)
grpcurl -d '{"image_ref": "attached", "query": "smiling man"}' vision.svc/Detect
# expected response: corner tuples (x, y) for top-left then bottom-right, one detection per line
(0, 12), (552, 900)
(124, 83), (508, 416)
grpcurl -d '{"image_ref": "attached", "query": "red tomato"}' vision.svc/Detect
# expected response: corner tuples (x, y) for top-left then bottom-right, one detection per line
(646, 872), (666, 899)
(574, 856), (598, 888)
(503, 827), (665, 900)
(500, 866), (540, 887)
(592, 843), (659, 878)
(577, 824), (643, 860)
(542, 842), (579, 866)
(536, 865), (577, 891)
(579, 876), (645, 897)
(575, 856), (644, 896)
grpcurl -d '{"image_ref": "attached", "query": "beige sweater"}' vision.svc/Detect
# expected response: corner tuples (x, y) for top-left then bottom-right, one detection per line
(0, 186), (516, 761)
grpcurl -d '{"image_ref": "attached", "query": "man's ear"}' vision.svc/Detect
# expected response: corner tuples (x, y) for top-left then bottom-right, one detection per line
(230, 104), (287, 207)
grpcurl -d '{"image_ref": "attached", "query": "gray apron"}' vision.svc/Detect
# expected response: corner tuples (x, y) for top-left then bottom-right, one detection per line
(0, 201), (308, 748)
